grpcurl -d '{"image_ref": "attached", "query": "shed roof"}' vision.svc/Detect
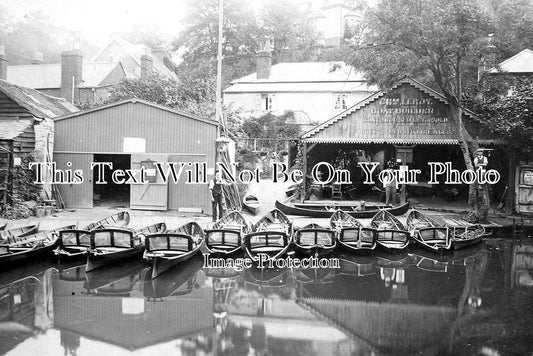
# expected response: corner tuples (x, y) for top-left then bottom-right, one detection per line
(6, 62), (124, 89)
(0, 79), (79, 119)
(489, 49), (533, 74)
(54, 98), (217, 126)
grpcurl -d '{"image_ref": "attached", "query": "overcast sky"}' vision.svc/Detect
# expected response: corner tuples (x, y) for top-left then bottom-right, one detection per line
(1, 0), (190, 45)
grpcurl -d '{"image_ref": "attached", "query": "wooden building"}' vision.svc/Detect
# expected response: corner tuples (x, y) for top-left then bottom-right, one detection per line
(301, 77), (503, 202)
(53, 99), (217, 212)
(0, 79), (78, 204)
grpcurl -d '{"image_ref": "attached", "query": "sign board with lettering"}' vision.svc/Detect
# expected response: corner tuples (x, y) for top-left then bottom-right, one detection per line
(303, 79), (497, 144)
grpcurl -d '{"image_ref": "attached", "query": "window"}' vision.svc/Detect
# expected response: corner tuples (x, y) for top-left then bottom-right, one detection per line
(334, 94), (347, 109)
(261, 94), (273, 110)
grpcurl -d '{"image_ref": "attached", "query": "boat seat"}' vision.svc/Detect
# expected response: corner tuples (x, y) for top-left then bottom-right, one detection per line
(252, 246), (284, 252)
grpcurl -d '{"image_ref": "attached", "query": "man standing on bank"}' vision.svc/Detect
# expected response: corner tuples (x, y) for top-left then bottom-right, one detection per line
(384, 161), (398, 206)
(209, 170), (226, 222)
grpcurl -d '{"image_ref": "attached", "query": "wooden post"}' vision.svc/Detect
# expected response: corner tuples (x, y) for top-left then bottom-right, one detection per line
(505, 148), (516, 215)
(301, 142), (307, 203)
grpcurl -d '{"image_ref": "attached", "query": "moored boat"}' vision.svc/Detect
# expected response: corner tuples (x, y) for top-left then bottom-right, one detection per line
(0, 224), (76, 268)
(407, 209), (451, 253)
(54, 211), (131, 260)
(0, 223), (40, 243)
(242, 194), (260, 215)
(292, 223), (336, 258)
(0, 222), (6, 231)
(451, 225), (485, 250)
(370, 210), (410, 253)
(285, 183), (301, 197)
(329, 209), (362, 232)
(275, 199), (409, 218)
(143, 221), (204, 278)
(205, 211), (249, 256)
(244, 209), (292, 263)
(86, 222), (166, 272)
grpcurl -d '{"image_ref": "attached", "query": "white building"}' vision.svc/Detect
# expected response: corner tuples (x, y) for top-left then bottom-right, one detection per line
(223, 51), (377, 125)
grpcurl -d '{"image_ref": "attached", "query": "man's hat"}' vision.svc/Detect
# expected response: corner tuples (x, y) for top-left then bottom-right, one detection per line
(476, 148), (484, 153)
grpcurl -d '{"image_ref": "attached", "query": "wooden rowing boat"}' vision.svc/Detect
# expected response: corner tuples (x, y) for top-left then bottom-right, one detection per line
(143, 222), (204, 278)
(0, 222), (6, 231)
(54, 211), (131, 260)
(329, 209), (362, 232)
(406, 210), (451, 253)
(275, 199), (409, 218)
(0, 224), (76, 268)
(451, 225), (485, 250)
(205, 211), (249, 256)
(86, 222), (166, 272)
(83, 211), (130, 231)
(285, 183), (300, 197)
(293, 223), (336, 258)
(370, 210), (410, 253)
(242, 194), (260, 215)
(0, 224), (39, 243)
(244, 209), (292, 263)
(330, 209), (376, 254)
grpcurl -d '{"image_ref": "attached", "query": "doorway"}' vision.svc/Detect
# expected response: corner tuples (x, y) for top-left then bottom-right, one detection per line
(93, 154), (131, 207)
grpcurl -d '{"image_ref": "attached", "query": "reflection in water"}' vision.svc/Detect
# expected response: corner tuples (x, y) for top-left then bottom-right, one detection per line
(0, 240), (532, 355)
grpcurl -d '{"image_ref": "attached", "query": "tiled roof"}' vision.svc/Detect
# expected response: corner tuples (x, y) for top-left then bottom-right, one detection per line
(0, 79), (79, 119)
(0, 119), (32, 140)
(489, 49), (533, 74)
(6, 62), (124, 89)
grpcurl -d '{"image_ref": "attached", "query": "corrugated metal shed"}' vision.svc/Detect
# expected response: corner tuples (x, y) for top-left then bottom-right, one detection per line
(54, 99), (217, 211)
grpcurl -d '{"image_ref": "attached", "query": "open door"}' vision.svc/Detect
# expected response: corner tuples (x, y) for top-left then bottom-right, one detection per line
(130, 154), (168, 210)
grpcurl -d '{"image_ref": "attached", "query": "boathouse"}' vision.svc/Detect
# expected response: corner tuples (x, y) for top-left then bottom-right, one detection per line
(53, 99), (217, 211)
(300, 77), (505, 204)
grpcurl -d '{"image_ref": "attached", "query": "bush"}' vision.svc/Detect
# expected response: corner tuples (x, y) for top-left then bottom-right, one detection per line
(0, 199), (35, 219)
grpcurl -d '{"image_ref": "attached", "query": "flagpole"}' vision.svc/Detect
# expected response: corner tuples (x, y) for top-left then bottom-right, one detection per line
(215, 0), (224, 138)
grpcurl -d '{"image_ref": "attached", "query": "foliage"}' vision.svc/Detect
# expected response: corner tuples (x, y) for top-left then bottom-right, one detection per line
(0, 199), (34, 219)
(106, 71), (216, 121)
(467, 77), (533, 153)
(12, 156), (40, 202)
(240, 112), (301, 141)
(0, 7), (96, 65)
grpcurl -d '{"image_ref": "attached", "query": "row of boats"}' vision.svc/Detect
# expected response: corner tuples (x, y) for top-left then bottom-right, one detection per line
(0, 208), (485, 280)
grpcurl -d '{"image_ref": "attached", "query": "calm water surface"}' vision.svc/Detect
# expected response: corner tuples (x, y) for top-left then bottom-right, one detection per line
(1, 239), (532, 356)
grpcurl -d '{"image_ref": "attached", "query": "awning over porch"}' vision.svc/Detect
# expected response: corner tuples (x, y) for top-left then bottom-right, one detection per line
(301, 77), (499, 145)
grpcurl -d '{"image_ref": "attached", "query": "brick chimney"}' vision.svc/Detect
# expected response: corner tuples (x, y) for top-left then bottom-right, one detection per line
(61, 49), (83, 103)
(151, 46), (167, 62)
(256, 39), (272, 80)
(140, 54), (153, 80)
(31, 51), (43, 65)
(0, 46), (7, 80)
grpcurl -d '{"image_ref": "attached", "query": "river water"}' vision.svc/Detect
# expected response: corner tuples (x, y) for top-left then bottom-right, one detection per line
(0, 239), (532, 356)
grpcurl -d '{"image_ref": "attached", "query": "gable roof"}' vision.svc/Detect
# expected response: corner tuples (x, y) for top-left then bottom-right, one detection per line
(92, 36), (177, 80)
(54, 98), (217, 126)
(489, 48), (533, 74)
(0, 79), (79, 119)
(303, 77), (477, 139)
(6, 62), (125, 89)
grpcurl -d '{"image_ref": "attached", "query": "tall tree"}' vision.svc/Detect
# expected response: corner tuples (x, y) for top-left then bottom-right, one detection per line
(346, 0), (493, 217)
